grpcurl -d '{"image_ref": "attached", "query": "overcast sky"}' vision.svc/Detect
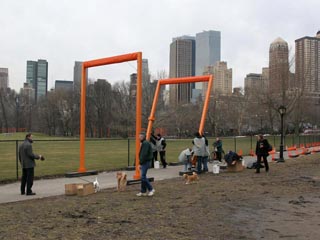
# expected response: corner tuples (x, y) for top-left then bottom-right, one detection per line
(1, 0), (319, 92)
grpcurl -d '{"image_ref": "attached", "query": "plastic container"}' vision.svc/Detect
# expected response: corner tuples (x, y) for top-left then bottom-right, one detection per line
(213, 164), (220, 174)
(154, 161), (160, 169)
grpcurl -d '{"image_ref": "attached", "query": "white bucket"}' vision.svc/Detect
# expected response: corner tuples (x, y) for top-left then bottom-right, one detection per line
(213, 164), (220, 174)
(154, 161), (160, 169)
(241, 159), (245, 167)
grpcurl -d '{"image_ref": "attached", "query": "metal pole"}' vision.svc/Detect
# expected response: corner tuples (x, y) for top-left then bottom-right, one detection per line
(127, 138), (130, 166)
(16, 140), (19, 180)
(278, 113), (285, 162)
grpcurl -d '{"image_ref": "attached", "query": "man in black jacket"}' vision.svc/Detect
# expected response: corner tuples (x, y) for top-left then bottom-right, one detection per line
(136, 132), (155, 197)
(255, 134), (270, 173)
(19, 133), (44, 195)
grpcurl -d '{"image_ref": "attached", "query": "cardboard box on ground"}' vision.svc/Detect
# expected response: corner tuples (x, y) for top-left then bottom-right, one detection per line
(65, 183), (95, 196)
(227, 161), (244, 172)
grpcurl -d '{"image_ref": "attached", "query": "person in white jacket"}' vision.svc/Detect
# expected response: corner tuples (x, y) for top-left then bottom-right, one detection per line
(178, 148), (193, 172)
(156, 134), (168, 168)
(193, 132), (205, 173)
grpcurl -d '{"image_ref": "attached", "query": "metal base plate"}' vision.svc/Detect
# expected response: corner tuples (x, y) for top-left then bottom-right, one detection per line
(65, 170), (98, 178)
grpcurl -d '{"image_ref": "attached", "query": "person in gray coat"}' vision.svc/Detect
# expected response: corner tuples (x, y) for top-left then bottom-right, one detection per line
(19, 133), (44, 195)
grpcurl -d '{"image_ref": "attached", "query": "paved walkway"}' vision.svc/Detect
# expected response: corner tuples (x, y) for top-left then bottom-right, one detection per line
(0, 153), (287, 204)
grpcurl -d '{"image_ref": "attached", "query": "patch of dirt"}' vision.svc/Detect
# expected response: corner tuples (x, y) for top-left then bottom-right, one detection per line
(0, 154), (320, 239)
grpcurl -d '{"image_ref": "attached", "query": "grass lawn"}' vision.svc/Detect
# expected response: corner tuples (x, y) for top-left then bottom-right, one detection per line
(0, 132), (318, 182)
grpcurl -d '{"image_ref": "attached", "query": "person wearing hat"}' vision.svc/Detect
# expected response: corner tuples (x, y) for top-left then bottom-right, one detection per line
(136, 132), (155, 197)
(19, 133), (45, 196)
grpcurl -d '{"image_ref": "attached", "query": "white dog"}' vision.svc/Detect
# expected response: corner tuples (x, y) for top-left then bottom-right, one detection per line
(93, 177), (100, 192)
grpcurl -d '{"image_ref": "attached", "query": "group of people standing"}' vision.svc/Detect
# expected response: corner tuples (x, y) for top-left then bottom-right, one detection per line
(180, 133), (271, 174)
(192, 133), (225, 173)
(19, 132), (271, 198)
(179, 133), (224, 173)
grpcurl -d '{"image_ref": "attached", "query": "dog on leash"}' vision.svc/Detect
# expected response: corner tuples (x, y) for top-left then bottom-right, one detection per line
(116, 172), (127, 191)
(93, 177), (100, 192)
(183, 172), (199, 184)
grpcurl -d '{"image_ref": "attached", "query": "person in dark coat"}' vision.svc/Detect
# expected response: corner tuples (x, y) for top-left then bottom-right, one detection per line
(255, 134), (270, 173)
(224, 150), (242, 165)
(136, 132), (155, 197)
(213, 137), (223, 162)
(19, 133), (44, 195)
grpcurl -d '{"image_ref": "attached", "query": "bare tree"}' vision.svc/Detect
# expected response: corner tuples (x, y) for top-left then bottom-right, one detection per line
(112, 81), (134, 137)
(37, 92), (61, 136)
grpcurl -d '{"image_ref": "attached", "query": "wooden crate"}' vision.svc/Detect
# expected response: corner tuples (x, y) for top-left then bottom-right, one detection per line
(227, 161), (244, 172)
(65, 183), (79, 196)
(65, 183), (95, 196)
(76, 183), (95, 196)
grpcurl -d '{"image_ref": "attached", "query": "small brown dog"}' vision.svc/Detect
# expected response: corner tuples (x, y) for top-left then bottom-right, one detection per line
(116, 172), (127, 191)
(183, 172), (199, 184)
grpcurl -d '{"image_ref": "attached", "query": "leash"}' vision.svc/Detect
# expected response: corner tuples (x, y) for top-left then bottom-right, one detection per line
(77, 177), (95, 183)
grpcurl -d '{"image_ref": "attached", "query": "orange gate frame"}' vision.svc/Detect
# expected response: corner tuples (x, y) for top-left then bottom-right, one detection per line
(79, 52), (142, 180)
(146, 75), (214, 140)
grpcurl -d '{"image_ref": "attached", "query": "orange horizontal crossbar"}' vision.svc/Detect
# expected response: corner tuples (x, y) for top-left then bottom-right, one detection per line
(159, 76), (211, 85)
(83, 52), (139, 68)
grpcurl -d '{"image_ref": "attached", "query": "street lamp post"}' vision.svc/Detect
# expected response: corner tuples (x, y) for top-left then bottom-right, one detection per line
(277, 105), (286, 163)
(15, 97), (19, 132)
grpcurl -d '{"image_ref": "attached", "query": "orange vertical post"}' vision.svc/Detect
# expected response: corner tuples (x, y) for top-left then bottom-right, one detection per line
(133, 52), (142, 180)
(79, 64), (87, 173)
(199, 75), (213, 134)
(146, 81), (161, 140)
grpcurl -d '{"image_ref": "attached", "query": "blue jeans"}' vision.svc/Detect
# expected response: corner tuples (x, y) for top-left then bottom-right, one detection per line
(183, 155), (191, 172)
(140, 161), (153, 193)
(202, 156), (208, 172)
(196, 156), (203, 173)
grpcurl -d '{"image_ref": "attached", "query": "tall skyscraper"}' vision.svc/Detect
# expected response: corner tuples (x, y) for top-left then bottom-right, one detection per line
(269, 37), (289, 96)
(202, 61), (232, 96)
(0, 68), (8, 89)
(36, 59), (48, 99)
(129, 58), (151, 106)
(26, 59), (48, 102)
(295, 31), (320, 93)
(26, 61), (37, 89)
(142, 59), (150, 84)
(169, 36), (196, 105)
(195, 30), (221, 76)
(73, 61), (89, 92)
(129, 73), (137, 105)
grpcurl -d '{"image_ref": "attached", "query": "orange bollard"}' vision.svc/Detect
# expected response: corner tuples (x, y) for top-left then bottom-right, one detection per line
(249, 149), (256, 156)
(237, 149), (243, 157)
(269, 148), (276, 161)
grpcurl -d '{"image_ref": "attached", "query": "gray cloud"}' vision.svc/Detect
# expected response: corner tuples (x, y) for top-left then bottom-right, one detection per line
(1, 0), (319, 91)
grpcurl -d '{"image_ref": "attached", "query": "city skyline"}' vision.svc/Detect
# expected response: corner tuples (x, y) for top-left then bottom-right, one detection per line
(0, 0), (319, 92)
